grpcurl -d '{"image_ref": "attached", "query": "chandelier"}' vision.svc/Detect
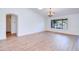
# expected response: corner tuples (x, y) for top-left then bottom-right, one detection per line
(48, 8), (55, 17)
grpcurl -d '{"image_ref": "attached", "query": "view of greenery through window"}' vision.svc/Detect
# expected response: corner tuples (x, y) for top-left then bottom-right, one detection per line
(51, 18), (68, 29)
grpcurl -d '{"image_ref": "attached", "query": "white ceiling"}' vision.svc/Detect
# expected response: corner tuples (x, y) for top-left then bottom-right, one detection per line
(30, 8), (79, 18)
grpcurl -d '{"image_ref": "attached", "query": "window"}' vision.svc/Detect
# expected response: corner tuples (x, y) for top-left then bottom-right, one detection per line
(51, 18), (68, 29)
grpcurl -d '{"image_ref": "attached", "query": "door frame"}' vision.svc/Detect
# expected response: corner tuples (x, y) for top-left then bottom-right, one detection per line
(5, 14), (18, 38)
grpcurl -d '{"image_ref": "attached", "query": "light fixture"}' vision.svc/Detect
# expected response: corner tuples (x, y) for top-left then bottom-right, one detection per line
(48, 8), (55, 17)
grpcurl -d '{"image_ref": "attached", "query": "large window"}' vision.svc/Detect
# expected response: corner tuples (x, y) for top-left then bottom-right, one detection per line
(51, 18), (68, 29)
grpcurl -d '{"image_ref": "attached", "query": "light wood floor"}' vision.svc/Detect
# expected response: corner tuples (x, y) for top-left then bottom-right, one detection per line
(0, 31), (79, 51)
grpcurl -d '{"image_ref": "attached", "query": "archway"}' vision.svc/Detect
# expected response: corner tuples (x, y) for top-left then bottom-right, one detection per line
(6, 14), (18, 38)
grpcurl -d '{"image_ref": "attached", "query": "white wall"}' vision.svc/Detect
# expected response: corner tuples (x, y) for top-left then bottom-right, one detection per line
(11, 15), (17, 34)
(46, 13), (79, 35)
(0, 8), (45, 40)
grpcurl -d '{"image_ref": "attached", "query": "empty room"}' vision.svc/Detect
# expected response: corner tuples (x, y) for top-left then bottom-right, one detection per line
(0, 8), (79, 51)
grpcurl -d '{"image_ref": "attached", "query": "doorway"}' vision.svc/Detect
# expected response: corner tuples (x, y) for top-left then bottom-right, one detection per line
(6, 14), (18, 38)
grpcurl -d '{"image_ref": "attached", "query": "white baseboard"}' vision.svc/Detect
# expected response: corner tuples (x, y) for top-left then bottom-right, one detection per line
(46, 30), (79, 36)
(17, 31), (45, 37)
